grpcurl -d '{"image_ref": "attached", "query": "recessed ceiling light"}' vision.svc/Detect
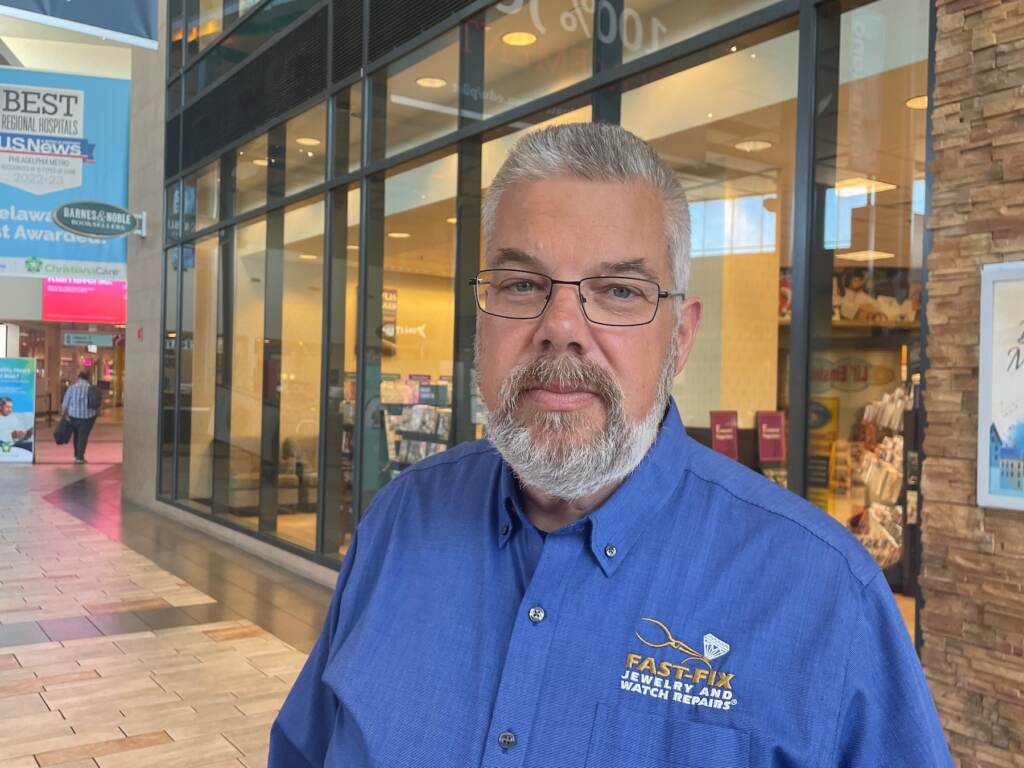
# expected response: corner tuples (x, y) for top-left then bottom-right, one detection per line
(905, 95), (928, 110)
(835, 176), (898, 197)
(388, 232), (411, 239)
(252, 158), (269, 167)
(730, 45), (737, 52)
(416, 76), (448, 89)
(346, 244), (359, 250)
(734, 140), (773, 153)
(706, 112), (714, 119)
(306, 151), (314, 158)
(298, 253), (319, 261)
(750, 53), (757, 59)
(502, 31), (537, 46)
(446, 217), (457, 224)
(837, 250), (896, 262)
(296, 137), (321, 146)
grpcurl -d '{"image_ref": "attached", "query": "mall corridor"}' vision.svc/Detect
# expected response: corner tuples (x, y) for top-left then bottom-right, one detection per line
(0, 438), (331, 767)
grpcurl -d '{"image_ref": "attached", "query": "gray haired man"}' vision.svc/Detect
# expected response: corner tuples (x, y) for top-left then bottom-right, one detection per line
(271, 123), (949, 767)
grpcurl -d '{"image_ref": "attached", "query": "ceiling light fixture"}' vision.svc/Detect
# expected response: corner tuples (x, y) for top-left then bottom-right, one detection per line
(252, 158), (269, 167)
(835, 176), (898, 197)
(706, 112), (714, 119)
(415, 76), (448, 89)
(904, 95), (928, 110)
(502, 31), (537, 46)
(730, 45), (737, 52)
(750, 53), (757, 59)
(837, 250), (896, 263)
(346, 244), (359, 250)
(388, 232), (411, 239)
(734, 140), (773, 153)
(298, 253), (319, 261)
(296, 137), (321, 146)
(306, 151), (315, 158)
(446, 217), (457, 224)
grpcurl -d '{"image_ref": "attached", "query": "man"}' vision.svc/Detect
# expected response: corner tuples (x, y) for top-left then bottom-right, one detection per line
(60, 371), (97, 464)
(0, 396), (34, 452)
(270, 124), (950, 766)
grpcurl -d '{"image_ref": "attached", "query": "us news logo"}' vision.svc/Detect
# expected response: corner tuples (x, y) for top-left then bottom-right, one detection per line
(619, 617), (738, 712)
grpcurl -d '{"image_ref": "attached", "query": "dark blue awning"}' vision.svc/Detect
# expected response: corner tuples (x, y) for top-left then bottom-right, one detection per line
(0, 1), (158, 49)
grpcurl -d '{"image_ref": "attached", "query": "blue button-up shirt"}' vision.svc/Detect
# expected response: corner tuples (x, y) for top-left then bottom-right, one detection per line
(270, 400), (950, 767)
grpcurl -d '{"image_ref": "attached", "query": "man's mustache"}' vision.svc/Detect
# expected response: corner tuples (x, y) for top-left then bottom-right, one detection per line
(497, 355), (622, 414)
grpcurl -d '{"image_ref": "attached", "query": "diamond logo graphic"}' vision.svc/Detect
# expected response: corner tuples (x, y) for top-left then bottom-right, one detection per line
(703, 633), (730, 660)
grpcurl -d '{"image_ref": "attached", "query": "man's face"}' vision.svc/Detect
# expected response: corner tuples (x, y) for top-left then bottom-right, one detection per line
(0, 401), (11, 417)
(477, 175), (701, 482)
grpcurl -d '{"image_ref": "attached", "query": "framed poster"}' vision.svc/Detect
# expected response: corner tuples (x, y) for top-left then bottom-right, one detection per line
(0, 357), (36, 463)
(977, 262), (1024, 511)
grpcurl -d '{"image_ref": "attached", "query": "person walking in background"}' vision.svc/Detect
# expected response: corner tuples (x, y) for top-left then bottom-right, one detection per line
(60, 371), (98, 464)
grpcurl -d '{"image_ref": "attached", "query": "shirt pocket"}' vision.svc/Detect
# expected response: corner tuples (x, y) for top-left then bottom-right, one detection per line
(585, 702), (750, 768)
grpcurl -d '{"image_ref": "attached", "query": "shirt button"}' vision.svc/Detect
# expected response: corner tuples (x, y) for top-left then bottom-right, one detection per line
(528, 605), (546, 623)
(604, 544), (617, 558)
(498, 730), (517, 749)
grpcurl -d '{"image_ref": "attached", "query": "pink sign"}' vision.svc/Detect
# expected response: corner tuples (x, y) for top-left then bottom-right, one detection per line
(757, 411), (787, 464)
(42, 278), (127, 324)
(710, 411), (739, 460)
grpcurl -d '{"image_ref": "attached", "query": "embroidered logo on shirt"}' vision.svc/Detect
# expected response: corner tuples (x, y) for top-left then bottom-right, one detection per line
(619, 617), (739, 712)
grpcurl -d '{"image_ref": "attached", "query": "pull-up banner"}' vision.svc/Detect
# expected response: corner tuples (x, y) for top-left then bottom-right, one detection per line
(0, 1), (158, 49)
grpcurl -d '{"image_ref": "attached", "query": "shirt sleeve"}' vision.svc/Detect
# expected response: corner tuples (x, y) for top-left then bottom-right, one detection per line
(830, 572), (952, 767)
(61, 387), (71, 411)
(268, 531), (359, 767)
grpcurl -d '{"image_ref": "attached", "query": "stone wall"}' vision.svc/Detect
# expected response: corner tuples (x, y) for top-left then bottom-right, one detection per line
(923, 1), (1024, 765)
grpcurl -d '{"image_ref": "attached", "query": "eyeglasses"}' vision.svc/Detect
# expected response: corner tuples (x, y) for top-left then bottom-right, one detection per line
(469, 269), (685, 327)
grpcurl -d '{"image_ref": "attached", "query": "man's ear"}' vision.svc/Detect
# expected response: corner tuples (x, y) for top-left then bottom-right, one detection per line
(673, 297), (702, 377)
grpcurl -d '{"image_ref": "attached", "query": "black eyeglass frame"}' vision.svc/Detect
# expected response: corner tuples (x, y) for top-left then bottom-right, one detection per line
(468, 268), (687, 327)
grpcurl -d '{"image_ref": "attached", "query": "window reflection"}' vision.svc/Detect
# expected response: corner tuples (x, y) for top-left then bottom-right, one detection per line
(275, 195), (325, 551)
(183, 162), (219, 234)
(234, 134), (268, 213)
(284, 103), (326, 197)
(622, 30), (798, 486)
(334, 84), (363, 176)
(176, 236), (220, 512)
(384, 29), (459, 157)
(159, 249), (179, 497)
(189, 0), (224, 56)
(481, 0), (593, 120)
(226, 218), (266, 519)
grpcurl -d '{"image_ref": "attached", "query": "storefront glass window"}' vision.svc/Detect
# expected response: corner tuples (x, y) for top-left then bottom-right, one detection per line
(189, 0), (224, 57)
(621, 0), (776, 63)
(165, 183), (182, 242)
(226, 218), (266, 519)
(170, 0), (185, 74)
(159, 248), (180, 497)
(621, 28), (798, 486)
(183, 161), (220, 235)
(360, 155), (457, 508)
(175, 236), (220, 512)
(284, 103), (327, 198)
(806, 0), (929, 554)
(234, 134), (268, 213)
(383, 29), (460, 157)
(275, 195), (326, 550)
(480, 0), (593, 120)
(333, 83), (363, 176)
(322, 186), (361, 559)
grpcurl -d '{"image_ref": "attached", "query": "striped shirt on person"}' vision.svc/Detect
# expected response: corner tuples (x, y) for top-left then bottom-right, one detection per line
(62, 380), (97, 419)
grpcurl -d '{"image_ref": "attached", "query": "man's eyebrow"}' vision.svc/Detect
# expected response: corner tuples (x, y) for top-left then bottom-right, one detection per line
(491, 248), (544, 270)
(597, 259), (661, 283)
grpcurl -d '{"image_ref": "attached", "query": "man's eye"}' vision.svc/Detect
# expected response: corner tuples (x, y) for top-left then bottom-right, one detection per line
(606, 284), (640, 300)
(503, 280), (539, 293)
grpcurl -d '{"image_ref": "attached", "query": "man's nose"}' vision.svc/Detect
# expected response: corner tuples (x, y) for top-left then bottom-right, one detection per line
(532, 283), (592, 353)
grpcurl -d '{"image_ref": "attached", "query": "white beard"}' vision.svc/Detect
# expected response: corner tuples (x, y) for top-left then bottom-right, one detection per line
(480, 342), (677, 501)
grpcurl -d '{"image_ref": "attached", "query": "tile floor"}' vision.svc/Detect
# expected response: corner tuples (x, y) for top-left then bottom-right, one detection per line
(0, 426), (331, 767)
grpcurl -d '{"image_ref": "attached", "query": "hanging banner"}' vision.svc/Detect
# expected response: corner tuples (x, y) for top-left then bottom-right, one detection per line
(0, 357), (36, 463)
(0, 1), (158, 49)
(0, 68), (130, 280)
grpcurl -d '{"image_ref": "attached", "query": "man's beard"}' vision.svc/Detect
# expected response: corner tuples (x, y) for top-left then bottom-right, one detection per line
(479, 341), (677, 501)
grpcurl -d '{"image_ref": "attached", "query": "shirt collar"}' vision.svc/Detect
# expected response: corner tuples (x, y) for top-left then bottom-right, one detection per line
(496, 398), (691, 576)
